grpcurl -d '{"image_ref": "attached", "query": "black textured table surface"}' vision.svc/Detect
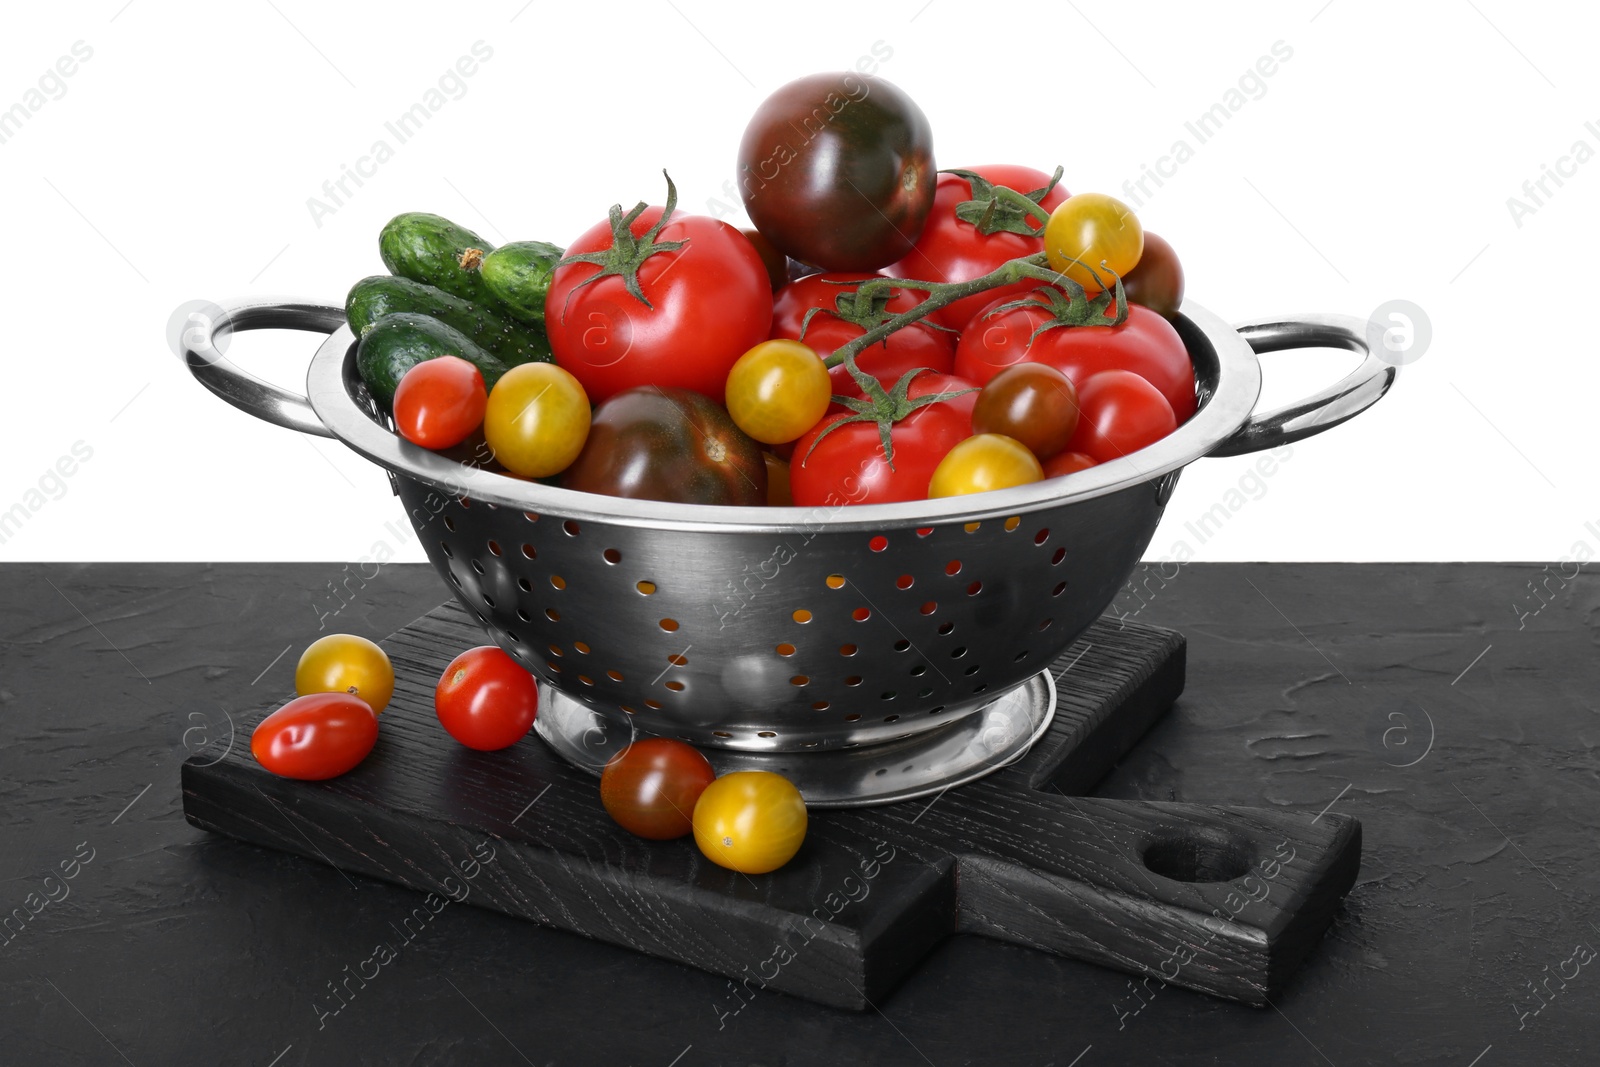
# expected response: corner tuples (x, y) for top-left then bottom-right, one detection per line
(2, 562), (1595, 1066)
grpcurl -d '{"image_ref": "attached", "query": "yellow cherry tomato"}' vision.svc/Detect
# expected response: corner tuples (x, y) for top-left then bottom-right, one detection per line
(484, 363), (591, 478)
(295, 634), (394, 714)
(1043, 192), (1144, 295)
(724, 339), (832, 445)
(928, 433), (1044, 498)
(692, 771), (808, 875)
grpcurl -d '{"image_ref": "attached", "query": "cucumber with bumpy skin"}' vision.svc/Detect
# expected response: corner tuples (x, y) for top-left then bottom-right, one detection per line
(379, 212), (496, 305)
(355, 312), (509, 411)
(345, 275), (551, 368)
(479, 240), (564, 322)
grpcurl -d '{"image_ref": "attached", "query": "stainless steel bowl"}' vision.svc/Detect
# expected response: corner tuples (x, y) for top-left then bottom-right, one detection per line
(183, 299), (1395, 800)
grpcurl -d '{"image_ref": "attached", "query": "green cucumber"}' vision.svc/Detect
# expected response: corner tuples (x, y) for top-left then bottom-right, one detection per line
(355, 312), (509, 411)
(345, 275), (552, 368)
(478, 240), (564, 322)
(378, 212), (495, 305)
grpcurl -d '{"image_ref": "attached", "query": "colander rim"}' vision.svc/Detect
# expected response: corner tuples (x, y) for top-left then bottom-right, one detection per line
(305, 300), (1261, 533)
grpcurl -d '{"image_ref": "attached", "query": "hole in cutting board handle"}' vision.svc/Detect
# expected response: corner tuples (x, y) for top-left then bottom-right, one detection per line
(1141, 829), (1254, 883)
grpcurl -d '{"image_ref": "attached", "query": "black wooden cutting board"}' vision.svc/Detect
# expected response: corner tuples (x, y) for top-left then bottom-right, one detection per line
(181, 602), (1359, 1010)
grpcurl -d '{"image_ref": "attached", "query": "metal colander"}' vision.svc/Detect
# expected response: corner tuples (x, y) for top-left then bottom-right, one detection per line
(183, 299), (1393, 789)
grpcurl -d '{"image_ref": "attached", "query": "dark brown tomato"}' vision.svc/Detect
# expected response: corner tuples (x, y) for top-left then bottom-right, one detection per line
(1121, 231), (1185, 318)
(741, 228), (791, 293)
(562, 387), (768, 506)
(972, 363), (1080, 461)
(738, 72), (935, 271)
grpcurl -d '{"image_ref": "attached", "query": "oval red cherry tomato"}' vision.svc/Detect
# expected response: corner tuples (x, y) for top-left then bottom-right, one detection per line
(434, 646), (539, 751)
(971, 363), (1080, 461)
(954, 292), (1196, 422)
(770, 273), (955, 401)
(790, 371), (979, 506)
(1067, 371), (1177, 463)
(251, 692), (378, 781)
(1121, 231), (1184, 318)
(1043, 451), (1099, 478)
(547, 195), (772, 404)
(600, 739), (717, 840)
(885, 165), (1069, 332)
(392, 355), (488, 450)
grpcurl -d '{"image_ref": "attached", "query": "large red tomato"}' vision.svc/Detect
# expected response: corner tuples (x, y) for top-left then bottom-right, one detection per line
(954, 291), (1196, 422)
(885, 165), (1069, 332)
(790, 371), (978, 506)
(770, 273), (954, 400)
(546, 187), (773, 404)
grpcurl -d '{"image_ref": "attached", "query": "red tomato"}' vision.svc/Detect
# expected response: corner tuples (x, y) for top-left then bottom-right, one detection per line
(547, 199), (773, 404)
(770, 273), (954, 401)
(1068, 371), (1177, 463)
(1043, 451), (1098, 478)
(600, 739), (717, 840)
(434, 646), (539, 751)
(885, 166), (1069, 332)
(790, 371), (978, 506)
(954, 291), (1196, 422)
(251, 692), (378, 781)
(392, 356), (488, 450)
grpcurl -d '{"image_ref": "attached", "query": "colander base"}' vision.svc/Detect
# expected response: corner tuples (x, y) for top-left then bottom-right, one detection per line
(533, 670), (1056, 807)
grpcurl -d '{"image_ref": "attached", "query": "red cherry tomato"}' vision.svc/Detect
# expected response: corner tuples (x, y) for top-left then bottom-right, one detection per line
(251, 692), (378, 781)
(1067, 371), (1177, 463)
(790, 371), (978, 506)
(769, 273), (955, 401)
(954, 291), (1196, 422)
(885, 166), (1069, 332)
(434, 646), (540, 751)
(392, 356), (488, 450)
(547, 200), (773, 404)
(1043, 451), (1099, 478)
(600, 739), (717, 840)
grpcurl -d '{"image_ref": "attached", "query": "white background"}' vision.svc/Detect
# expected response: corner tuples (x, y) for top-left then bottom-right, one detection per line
(0, 0), (1592, 562)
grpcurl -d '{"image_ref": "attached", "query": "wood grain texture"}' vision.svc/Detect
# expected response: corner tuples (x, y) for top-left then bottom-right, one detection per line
(182, 600), (1359, 1010)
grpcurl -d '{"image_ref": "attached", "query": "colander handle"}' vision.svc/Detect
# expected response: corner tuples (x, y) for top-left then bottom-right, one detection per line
(179, 298), (343, 438)
(1209, 313), (1398, 458)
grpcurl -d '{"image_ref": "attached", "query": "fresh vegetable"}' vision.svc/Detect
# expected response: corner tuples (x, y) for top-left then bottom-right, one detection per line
(692, 770), (807, 874)
(354, 312), (508, 412)
(790, 371), (978, 506)
(600, 739), (716, 840)
(1043, 192), (1143, 295)
(345, 275), (553, 368)
(379, 212), (496, 306)
(393, 355), (487, 450)
(546, 175), (772, 404)
(741, 228), (790, 293)
(562, 387), (767, 506)
(1121, 231), (1184, 318)
(738, 72), (935, 271)
(252, 692), (378, 781)
(769, 273), (955, 400)
(483, 363), (591, 479)
(295, 634), (394, 715)
(478, 240), (564, 323)
(1043, 451), (1098, 478)
(724, 340), (832, 445)
(1067, 370), (1177, 463)
(885, 165), (1070, 331)
(764, 453), (793, 506)
(433, 645), (539, 751)
(954, 292), (1196, 421)
(971, 363), (1079, 461)
(928, 433), (1043, 497)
